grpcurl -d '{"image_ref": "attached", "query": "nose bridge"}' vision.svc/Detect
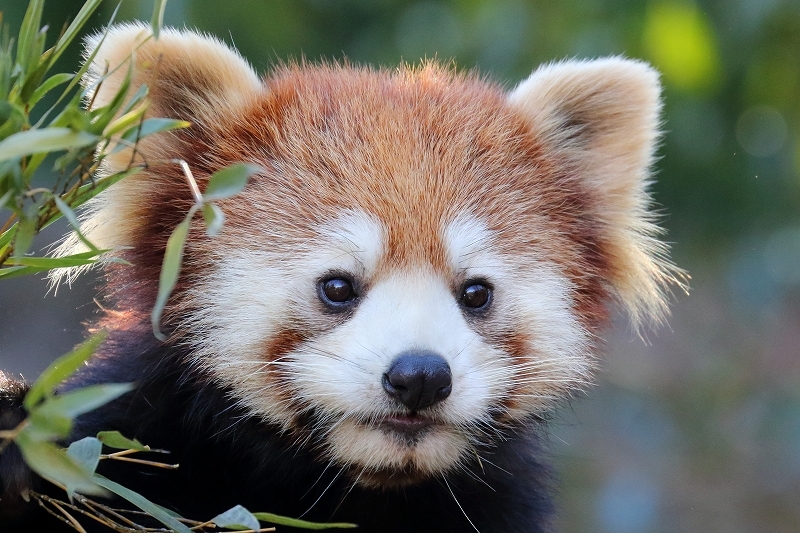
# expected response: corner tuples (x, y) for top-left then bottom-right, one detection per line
(363, 269), (460, 357)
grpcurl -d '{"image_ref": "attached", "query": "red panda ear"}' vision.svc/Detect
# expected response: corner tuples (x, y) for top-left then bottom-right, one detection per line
(50, 26), (261, 284)
(83, 23), (261, 168)
(508, 57), (680, 328)
(85, 23), (260, 122)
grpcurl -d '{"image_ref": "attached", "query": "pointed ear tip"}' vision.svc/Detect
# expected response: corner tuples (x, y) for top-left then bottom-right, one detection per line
(517, 56), (661, 89)
(84, 22), (152, 59)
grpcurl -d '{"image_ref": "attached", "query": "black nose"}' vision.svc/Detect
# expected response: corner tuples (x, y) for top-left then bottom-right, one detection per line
(382, 351), (452, 411)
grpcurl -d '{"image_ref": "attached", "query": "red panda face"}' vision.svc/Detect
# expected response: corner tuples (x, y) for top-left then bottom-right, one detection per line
(55, 24), (679, 487)
(187, 209), (591, 485)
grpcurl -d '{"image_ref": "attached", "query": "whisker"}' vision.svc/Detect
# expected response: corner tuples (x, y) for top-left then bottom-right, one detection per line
(442, 476), (480, 533)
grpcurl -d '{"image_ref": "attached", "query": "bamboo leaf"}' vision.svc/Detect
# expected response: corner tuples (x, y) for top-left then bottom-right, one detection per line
(24, 331), (107, 410)
(151, 208), (195, 340)
(33, 383), (133, 420)
(89, 63), (133, 134)
(19, 39), (52, 102)
(0, 189), (11, 209)
(119, 117), (191, 144)
(71, 166), (141, 207)
(213, 505), (260, 531)
(15, 432), (106, 499)
(96, 431), (149, 452)
(0, 127), (98, 162)
(12, 212), (36, 258)
(93, 475), (192, 533)
(0, 266), (32, 279)
(26, 410), (73, 441)
(29, 72), (74, 107)
(252, 512), (358, 530)
(0, 101), (25, 141)
(34, 9), (119, 128)
(151, 0), (168, 40)
(66, 437), (103, 475)
(3, 252), (104, 268)
(202, 163), (260, 201)
(120, 83), (149, 116)
(202, 202), (224, 236)
(16, 0), (44, 73)
(104, 103), (148, 137)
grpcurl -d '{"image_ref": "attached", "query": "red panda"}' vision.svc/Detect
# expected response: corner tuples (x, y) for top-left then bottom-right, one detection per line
(0, 23), (678, 532)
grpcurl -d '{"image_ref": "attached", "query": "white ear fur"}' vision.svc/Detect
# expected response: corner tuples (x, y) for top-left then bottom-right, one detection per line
(508, 57), (680, 328)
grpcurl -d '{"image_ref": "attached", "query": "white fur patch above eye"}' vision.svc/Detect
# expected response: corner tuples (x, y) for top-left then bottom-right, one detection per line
(313, 210), (386, 278)
(443, 215), (494, 270)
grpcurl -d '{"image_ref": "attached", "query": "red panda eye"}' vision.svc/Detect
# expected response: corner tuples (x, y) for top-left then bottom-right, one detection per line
(320, 277), (356, 305)
(461, 282), (492, 310)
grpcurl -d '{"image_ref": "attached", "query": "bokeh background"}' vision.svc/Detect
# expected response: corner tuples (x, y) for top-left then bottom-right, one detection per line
(1, 0), (799, 531)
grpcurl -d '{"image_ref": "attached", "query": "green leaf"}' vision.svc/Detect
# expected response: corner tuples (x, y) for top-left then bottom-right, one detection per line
(16, 0), (44, 74)
(33, 383), (133, 421)
(118, 117), (191, 145)
(202, 202), (225, 236)
(0, 127), (98, 162)
(93, 475), (192, 533)
(96, 431), (150, 452)
(213, 505), (261, 531)
(252, 513), (358, 530)
(0, 266), (31, 279)
(0, 251), (110, 278)
(15, 432), (105, 499)
(29, 72), (75, 107)
(33, 9), (120, 128)
(0, 101), (25, 141)
(104, 104), (148, 137)
(88, 58), (134, 134)
(0, 189), (11, 209)
(67, 437), (103, 475)
(25, 410), (73, 440)
(49, 0), (103, 66)
(202, 163), (260, 201)
(19, 41), (53, 103)
(3, 250), (105, 268)
(151, 208), (195, 340)
(24, 331), (107, 410)
(151, 0), (168, 40)
(50, 104), (92, 132)
(12, 212), (36, 258)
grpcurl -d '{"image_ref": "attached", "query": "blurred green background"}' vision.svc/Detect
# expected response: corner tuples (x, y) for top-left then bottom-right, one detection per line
(0, 0), (798, 531)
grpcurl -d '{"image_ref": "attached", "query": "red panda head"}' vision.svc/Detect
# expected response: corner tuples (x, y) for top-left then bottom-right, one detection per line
(56, 24), (679, 487)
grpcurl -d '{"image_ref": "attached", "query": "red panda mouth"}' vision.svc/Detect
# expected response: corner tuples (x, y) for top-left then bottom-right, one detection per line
(377, 413), (437, 441)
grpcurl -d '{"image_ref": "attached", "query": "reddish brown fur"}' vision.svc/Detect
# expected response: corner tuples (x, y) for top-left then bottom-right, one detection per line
(98, 63), (616, 344)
